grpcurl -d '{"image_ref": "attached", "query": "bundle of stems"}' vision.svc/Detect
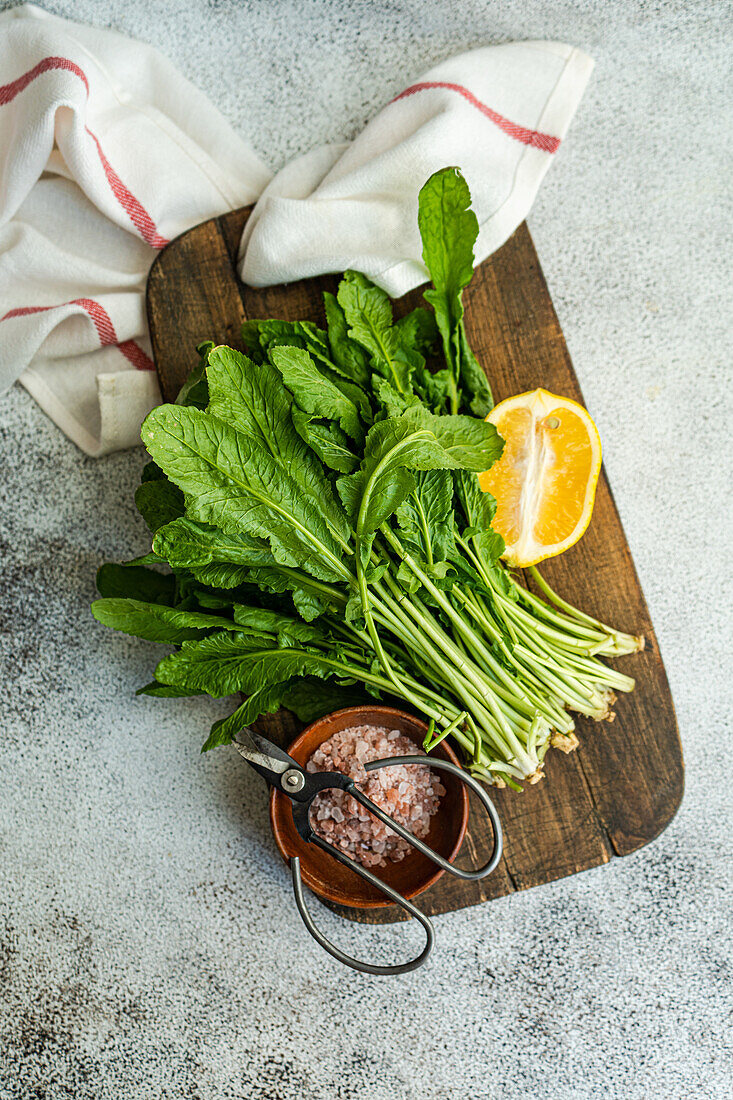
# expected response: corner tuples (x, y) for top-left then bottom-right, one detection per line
(206, 515), (642, 788)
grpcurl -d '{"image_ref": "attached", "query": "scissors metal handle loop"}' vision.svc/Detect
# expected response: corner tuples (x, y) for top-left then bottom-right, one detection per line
(359, 755), (503, 880)
(290, 755), (502, 974)
(290, 846), (434, 976)
(232, 730), (503, 975)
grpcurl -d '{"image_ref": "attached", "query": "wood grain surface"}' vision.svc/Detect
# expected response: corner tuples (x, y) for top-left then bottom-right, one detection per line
(146, 207), (683, 925)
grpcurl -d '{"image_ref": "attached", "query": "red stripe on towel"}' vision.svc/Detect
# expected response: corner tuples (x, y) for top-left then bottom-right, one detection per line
(0, 56), (169, 246)
(83, 128), (169, 249)
(1, 300), (156, 371)
(392, 81), (561, 153)
(0, 56), (89, 102)
(117, 339), (156, 371)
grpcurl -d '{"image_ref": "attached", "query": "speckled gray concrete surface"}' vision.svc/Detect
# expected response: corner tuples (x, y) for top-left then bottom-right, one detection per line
(1, 2), (731, 1097)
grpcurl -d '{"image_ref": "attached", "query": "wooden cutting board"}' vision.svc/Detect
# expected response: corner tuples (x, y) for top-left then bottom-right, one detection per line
(146, 207), (683, 925)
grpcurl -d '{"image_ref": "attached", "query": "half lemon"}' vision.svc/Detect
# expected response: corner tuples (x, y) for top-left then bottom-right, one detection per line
(479, 389), (602, 568)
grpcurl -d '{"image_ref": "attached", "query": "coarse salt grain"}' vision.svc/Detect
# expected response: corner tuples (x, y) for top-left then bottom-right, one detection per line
(307, 725), (445, 869)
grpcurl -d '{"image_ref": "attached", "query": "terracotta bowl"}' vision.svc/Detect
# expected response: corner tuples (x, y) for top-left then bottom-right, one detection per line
(269, 705), (469, 909)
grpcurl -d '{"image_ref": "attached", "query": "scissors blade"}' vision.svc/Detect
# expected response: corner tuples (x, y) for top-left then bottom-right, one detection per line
(231, 727), (300, 787)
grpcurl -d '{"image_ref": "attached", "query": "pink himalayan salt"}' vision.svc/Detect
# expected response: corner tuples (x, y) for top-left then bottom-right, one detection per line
(306, 724), (445, 869)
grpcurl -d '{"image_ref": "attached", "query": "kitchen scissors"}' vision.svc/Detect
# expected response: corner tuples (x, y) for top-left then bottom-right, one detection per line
(232, 726), (503, 976)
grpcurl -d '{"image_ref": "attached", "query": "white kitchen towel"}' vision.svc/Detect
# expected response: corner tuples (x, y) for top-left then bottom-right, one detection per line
(0, 4), (271, 455)
(240, 41), (593, 295)
(0, 5), (592, 457)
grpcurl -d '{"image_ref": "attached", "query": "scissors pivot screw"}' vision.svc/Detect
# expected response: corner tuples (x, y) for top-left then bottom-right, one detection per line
(281, 768), (305, 793)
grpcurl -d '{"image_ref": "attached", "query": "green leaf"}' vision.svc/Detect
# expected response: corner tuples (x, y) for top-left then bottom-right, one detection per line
(399, 552), (454, 593)
(419, 167), (476, 306)
(456, 324), (492, 419)
(405, 407), (503, 472)
(141, 405), (351, 584)
(344, 591), (366, 625)
(240, 320), (266, 361)
(364, 561), (389, 583)
(337, 271), (413, 397)
(426, 559), (454, 585)
(91, 598), (240, 643)
(96, 563), (176, 604)
(411, 365), (454, 414)
(193, 591), (234, 610)
(231, 604), (329, 647)
(154, 633), (338, 697)
(396, 559), (420, 594)
(455, 469), (506, 564)
(314, 364), (373, 427)
(124, 552), (166, 566)
(340, 407), (500, 519)
(242, 318), (341, 380)
(273, 344), (372, 428)
(204, 345), (286, 441)
(323, 292), (371, 386)
(396, 470), (455, 564)
(134, 479), (185, 533)
(291, 407), (359, 474)
(269, 345), (364, 442)
(339, 406), (502, 567)
(395, 307), (438, 355)
(136, 681), (205, 698)
(418, 167), (492, 415)
(175, 343), (212, 409)
(153, 517), (274, 570)
(201, 683), (292, 752)
(190, 563), (253, 589)
(242, 318), (311, 352)
(242, 566), (329, 622)
(141, 461), (165, 483)
(372, 379), (421, 418)
(202, 346), (351, 545)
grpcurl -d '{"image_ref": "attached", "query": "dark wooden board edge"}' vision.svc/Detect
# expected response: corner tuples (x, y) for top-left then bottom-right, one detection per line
(146, 208), (683, 927)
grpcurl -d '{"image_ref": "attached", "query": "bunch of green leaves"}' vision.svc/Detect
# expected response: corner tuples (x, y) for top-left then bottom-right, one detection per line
(93, 167), (640, 786)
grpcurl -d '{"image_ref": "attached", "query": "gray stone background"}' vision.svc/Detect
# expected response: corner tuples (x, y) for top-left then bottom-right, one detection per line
(1, 1), (731, 1097)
